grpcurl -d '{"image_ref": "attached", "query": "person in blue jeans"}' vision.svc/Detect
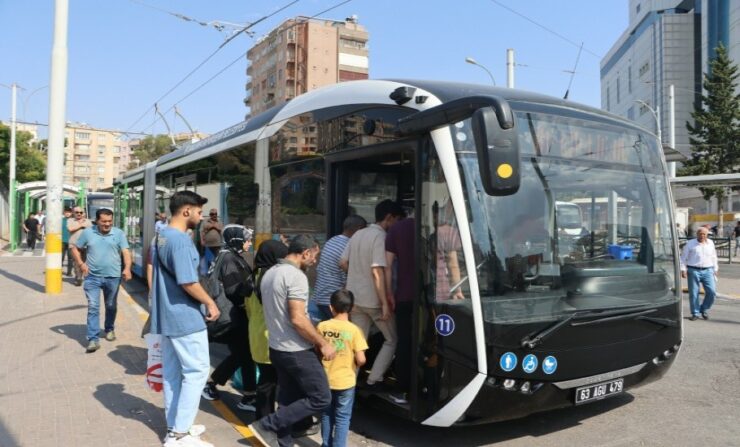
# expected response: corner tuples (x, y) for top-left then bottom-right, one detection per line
(317, 290), (367, 447)
(680, 226), (719, 320)
(151, 191), (221, 447)
(70, 208), (131, 353)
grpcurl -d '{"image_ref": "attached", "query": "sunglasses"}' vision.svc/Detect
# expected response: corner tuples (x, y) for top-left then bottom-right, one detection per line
(75, 212), (83, 214)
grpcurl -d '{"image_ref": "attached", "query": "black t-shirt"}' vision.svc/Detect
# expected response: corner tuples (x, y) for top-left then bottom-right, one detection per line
(24, 218), (39, 232)
(734, 225), (740, 238)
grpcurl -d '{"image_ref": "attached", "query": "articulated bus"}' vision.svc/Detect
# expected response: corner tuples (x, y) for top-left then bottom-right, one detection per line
(85, 192), (114, 223)
(114, 80), (681, 426)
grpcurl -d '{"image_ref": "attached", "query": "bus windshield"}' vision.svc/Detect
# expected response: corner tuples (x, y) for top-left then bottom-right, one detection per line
(451, 107), (677, 324)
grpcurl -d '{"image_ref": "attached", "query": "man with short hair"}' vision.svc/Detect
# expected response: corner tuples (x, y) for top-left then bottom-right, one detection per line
(200, 208), (223, 267)
(310, 215), (367, 322)
(152, 191), (220, 447)
(68, 207), (93, 286)
(155, 211), (168, 234)
(249, 235), (336, 447)
(71, 209), (132, 353)
(22, 212), (40, 251)
(680, 226), (719, 321)
(340, 199), (405, 388)
(61, 208), (72, 275)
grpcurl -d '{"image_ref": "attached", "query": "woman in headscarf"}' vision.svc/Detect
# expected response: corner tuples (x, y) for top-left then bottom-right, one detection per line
(246, 239), (288, 419)
(201, 224), (258, 411)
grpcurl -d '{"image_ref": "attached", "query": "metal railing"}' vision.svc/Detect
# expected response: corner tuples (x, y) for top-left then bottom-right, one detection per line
(678, 236), (734, 263)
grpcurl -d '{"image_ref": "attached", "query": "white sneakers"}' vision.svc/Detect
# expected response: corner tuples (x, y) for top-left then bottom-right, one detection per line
(163, 425), (212, 447)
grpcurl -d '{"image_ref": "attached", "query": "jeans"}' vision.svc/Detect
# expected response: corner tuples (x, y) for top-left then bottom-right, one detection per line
(351, 305), (397, 384)
(255, 362), (278, 420)
(395, 301), (413, 391)
(162, 329), (210, 434)
(321, 387), (355, 447)
(83, 275), (122, 341)
(259, 348), (331, 447)
(62, 242), (69, 270)
(687, 267), (716, 316)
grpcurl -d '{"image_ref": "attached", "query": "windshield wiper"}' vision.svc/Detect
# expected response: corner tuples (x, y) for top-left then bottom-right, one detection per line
(520, 306), (658, 349)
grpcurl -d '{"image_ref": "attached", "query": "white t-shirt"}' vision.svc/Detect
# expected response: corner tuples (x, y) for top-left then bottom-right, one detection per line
(341, 224), (387, 308)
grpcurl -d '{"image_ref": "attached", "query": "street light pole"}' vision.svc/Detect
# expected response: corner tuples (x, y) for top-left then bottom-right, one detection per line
(9, 83), (18, 251)
(634, 99), (661, 142)
(465, 57), (496, 86)
(668, 84), (676, 178)
(506, 49), (515, 88)
(45, 0), (69, 294)
(22, 85), (49, 122)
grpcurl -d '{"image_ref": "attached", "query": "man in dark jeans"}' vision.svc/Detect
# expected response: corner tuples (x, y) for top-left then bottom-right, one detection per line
(23, 212), (40, 250)
(385, 215), (415, 405)
(248, 235), (336, 447)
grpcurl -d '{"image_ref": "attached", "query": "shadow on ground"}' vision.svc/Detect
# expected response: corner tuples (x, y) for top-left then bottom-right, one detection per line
(93, 383), (166, 437)
(108, 344), (148, 375)
(50, 323), (89, 348)
(0, 268), (45, 293)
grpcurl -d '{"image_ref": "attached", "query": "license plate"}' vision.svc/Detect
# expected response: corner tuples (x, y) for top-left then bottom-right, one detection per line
(574, 378), (624, 405)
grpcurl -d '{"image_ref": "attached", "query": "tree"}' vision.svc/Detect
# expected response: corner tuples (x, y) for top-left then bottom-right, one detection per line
(0, 123), (47, 183)
(130, 134), (175, 167)
(681, 43), (740, 236)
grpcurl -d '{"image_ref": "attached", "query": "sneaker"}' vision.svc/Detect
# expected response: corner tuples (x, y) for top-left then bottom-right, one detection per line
(248, 421), (279, 447)
(237, 395), (256, 411)
(291, 422), (319, 438)
(86, 340), (100, 353)
(163, 426), (207, 444)
(163, 434), (213, 447)
(105, 331), (116, 341)
(688, 315), (699, 321)
(701, 312), (709, 320)
(389, 392), (408, 405)
(201, 382), (220, 401)
(75, 278), (83, 286)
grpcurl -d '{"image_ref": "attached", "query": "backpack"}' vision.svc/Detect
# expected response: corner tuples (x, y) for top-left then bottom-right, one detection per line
(200, 251), (235, 340)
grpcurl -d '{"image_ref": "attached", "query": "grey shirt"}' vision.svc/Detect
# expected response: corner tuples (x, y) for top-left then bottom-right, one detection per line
(261, 259), (313, 352)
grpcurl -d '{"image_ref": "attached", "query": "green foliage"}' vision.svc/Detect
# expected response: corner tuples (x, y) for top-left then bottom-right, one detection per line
(0, 123), (47, 183)
(681, 43), (740, 201)
(130, 134), (175, 167)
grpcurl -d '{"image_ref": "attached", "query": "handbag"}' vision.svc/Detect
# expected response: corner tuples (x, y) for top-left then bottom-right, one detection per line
(200, 252), (235, 340)
(144, 333), (163, 392)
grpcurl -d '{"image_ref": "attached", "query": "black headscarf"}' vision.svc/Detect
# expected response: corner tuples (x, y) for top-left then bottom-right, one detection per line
(222, 224), (253, 254)
(254, 239), (288, 272)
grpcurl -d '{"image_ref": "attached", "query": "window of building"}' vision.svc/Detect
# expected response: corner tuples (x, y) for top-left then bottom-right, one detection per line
(628, 66), (632, 93)
(639, 62), (650, 77)
(636, 3), (641, 14)
(97, 134), (106, 142)
(340, 38), (366, 49)
(113, 146), (121, 153)
(113, 157), (120, 164)
(627, 106), (635, 121)
(98, 178), (105, 183)
(616, 77), (621, 104)
(75, 155), (90, 161)
(639, 103), (650, 116)
(97, 167), (105, 174)
(75, 144), (90, 151)
(75, 132), (90, 140)
(606, 86), (611, 110)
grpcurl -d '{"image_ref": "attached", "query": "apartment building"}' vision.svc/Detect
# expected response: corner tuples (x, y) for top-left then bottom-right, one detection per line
(244, 15), (369, 117)
(63, 123), (131, 191)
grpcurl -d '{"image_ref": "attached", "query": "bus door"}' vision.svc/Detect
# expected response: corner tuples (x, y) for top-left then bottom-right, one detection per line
(325, 141), (418, 416)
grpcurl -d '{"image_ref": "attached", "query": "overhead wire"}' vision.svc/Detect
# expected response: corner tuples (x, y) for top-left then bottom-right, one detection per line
(136, 0), (357, 137)
(121, 0), (300, 138)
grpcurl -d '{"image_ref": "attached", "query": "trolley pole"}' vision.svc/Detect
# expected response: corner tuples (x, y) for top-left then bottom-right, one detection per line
(8, 83), (18, 251)
(45, 0), (69, 294)
(668, 84), (676, 178)
(506, 49), (515, 88)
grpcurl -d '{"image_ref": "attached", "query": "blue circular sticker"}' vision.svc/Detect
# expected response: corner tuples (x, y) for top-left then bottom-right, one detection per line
(542, 355), (558, 374)
(435, 314), (455, 336)
(522, 354), (539, 373)
(500, 352), (518, 372)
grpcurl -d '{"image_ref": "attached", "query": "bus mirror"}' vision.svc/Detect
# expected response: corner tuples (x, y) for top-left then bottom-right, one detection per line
(472, 107), (520, 196)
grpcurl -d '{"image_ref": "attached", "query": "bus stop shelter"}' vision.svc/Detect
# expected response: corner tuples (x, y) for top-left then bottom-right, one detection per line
(9, 181), (81, 250)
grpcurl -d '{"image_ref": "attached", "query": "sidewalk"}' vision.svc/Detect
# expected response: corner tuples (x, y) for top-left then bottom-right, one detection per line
(0, 256), (258, 447)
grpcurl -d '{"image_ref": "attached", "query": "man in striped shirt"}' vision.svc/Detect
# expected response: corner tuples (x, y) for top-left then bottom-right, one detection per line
(309, 215), (367, 322)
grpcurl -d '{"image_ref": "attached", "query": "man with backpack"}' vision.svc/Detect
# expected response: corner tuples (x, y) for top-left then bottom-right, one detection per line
(151, 191), (220, 447)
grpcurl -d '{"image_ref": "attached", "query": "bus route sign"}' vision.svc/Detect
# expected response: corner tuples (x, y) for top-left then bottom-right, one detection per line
(435, 314), (455, 336)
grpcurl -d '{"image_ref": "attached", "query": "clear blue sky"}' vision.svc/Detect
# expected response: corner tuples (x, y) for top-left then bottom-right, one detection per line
(0, 0), (627, 138)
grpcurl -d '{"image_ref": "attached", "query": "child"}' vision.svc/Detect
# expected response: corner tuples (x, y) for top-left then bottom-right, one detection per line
(317, 289), (368, 447)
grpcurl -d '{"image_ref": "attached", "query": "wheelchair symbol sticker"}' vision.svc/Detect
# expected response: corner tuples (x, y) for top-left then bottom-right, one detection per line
(500, 352), (518, 372)
(435, 314), (455, 336)
(522, 354), (538, 373)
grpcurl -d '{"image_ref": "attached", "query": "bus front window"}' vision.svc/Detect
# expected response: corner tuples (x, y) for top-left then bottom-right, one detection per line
(451, 109), (677, 324)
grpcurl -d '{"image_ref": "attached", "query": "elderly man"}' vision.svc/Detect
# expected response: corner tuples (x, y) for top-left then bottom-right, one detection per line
(680, 227), (719, 321)
(68, 207), (93, 286)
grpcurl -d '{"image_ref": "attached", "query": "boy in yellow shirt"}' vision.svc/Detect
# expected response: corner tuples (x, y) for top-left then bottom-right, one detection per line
(317, 289), (368, 447)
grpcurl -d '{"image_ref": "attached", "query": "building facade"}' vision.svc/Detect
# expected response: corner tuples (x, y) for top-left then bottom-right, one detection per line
(244, 16), (369, 117)
(601, 0), (739, 216)
(63, 123), (131, 191)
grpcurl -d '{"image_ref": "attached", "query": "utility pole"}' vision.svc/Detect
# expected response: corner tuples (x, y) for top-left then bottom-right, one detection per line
(9, 83), (18, 251)
(668, 84), (676, 178)
(45, 0), (69, 294)
(506, 49), (515, 88)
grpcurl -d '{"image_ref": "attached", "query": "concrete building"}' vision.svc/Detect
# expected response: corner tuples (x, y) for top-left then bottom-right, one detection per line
(63, 123), (131, 192)
(601, 0), (739, 217)
(0, 121), (40, 143)
(244, 15), (369, 117)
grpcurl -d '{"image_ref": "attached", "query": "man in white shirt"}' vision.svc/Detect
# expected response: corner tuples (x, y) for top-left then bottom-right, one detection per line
(680, 227), (718, 320)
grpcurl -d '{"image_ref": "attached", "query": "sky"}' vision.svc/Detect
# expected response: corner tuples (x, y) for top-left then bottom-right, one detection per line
(0, 0), (627, 139)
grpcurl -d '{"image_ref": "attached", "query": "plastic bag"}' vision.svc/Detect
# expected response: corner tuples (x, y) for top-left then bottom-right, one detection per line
(145, 333), (163, 392)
